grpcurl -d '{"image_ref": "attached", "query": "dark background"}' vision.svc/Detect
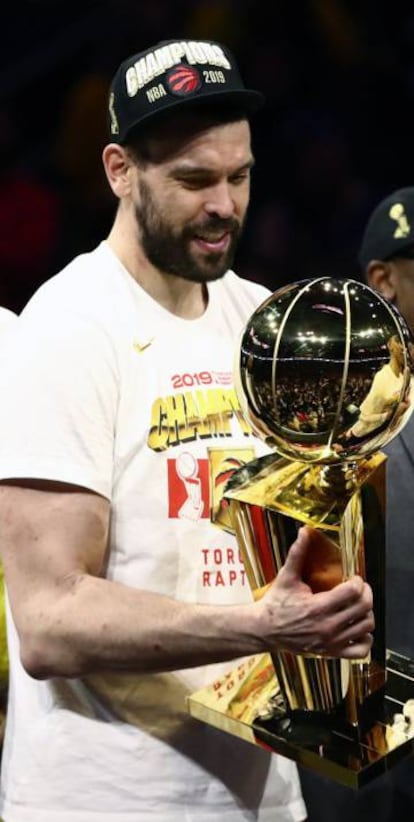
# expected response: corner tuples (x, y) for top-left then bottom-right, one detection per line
(1, 0), (413, 313)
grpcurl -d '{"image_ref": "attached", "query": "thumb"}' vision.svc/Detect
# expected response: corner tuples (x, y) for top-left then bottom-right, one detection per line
(279, 525), (310, 584)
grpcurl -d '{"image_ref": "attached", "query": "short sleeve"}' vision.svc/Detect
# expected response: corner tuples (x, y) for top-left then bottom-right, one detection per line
(0, 301), (119, 499)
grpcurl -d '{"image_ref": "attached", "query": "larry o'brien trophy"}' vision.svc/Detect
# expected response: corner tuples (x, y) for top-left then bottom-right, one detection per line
(188, 276), (414, 788)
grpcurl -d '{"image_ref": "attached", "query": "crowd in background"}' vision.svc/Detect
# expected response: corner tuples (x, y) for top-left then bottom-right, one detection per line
(2, 0), (414, 312)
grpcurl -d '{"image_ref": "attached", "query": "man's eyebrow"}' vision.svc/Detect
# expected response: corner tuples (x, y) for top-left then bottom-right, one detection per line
(170, 158), (256, 177)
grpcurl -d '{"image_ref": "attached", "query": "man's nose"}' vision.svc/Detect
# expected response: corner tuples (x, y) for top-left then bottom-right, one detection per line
(204, 183), (235, 219)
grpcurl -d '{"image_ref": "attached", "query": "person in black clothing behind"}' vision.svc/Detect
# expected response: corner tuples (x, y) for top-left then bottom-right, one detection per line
(300, 186), (414, 821)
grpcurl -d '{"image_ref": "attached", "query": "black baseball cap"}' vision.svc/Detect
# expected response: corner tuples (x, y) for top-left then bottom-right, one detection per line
(358, 187), (414, 269)
(108, 39), (265, 144)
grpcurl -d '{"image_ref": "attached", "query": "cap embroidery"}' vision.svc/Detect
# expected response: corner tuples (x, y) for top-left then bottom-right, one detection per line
(166, 65), (201, 96)
(389, 203), (411, 238)
(109, 39), (263, 143)
(125, 41), (230, 96)
(108, 92), (119, 135)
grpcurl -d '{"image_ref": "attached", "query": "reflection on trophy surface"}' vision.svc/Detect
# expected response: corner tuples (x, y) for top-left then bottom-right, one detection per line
(230, 277), (411, 725)
(188, 276), (414, 786)
(224, 277), (414, 728)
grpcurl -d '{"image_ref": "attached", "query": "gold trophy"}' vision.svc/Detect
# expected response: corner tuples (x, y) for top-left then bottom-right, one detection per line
(188, 277), (414, 788)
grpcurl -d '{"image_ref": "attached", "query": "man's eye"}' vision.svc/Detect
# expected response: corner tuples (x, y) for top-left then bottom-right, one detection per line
(230, 172), (250, 184)
(181, 179), (206, 189)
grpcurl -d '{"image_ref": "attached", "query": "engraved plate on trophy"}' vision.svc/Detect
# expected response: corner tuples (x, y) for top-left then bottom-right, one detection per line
(188, 277), (414, 787)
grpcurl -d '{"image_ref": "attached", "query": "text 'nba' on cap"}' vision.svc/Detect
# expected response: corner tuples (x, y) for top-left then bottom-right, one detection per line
(108, 39), (264, 143)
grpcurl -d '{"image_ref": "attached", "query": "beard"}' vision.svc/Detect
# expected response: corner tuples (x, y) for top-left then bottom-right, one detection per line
(134, 178), (245, 283)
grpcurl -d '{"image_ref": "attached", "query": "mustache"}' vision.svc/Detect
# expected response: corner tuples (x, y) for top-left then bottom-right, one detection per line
(184, 217), (240, 237)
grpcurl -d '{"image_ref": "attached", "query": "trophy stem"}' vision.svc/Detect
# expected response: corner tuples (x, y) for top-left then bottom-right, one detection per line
(225, 452), (387, 727)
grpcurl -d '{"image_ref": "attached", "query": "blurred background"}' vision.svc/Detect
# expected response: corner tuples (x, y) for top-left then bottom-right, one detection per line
(1, 0), (413, 313)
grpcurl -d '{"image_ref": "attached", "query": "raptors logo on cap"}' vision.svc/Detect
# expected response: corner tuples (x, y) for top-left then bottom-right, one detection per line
(166, 65), (201, 96)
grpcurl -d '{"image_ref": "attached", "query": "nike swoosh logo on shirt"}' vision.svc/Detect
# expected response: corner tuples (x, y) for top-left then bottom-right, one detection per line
(133, 339), (154, 354)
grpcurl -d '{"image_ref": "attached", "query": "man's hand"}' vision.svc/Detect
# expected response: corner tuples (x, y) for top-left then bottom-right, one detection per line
(255, 525), (374, 659)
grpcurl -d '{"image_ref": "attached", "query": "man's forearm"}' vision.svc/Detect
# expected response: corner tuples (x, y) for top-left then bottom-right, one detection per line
(16, 528), (375, 679)
(18, 573), (263, 679)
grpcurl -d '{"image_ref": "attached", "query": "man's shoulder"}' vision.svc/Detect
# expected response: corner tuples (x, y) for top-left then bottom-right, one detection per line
(23, 243), (125, 318)
(0, 307), (18, 349)
(0, 307), (17, 329)
(42, 241), (115, 292)
(219, 269), (271, 308)
(386, 407), (414, 453)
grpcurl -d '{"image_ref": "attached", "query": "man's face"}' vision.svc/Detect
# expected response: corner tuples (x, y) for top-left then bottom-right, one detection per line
(367, 253), (414, 339)
(132, 118), (252, 283)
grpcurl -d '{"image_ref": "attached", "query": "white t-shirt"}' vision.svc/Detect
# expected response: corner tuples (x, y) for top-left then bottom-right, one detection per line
(0, 307), (17, 352)
(0, 242), (306, 822)
(0, 307), (17, 333)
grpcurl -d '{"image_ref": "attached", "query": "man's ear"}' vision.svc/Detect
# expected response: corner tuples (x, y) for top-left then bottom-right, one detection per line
(366, 260), (397, 302)
(102, 144), (135, 198)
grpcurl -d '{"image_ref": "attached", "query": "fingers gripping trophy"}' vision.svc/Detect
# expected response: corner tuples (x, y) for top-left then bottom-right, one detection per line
(189, 276), (414, 788)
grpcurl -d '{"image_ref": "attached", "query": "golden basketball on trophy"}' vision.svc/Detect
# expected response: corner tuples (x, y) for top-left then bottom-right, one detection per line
(188, 276), (414, 788)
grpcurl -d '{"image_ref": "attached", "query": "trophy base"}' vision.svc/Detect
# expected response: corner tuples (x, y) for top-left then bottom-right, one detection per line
(187, 650), (414, 789)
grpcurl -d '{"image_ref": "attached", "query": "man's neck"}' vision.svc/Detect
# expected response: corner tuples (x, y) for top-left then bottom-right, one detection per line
(105, 231), (209, 319)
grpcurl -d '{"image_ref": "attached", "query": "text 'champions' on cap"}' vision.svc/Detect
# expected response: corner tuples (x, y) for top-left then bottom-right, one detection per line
(108, 39), (265, 143)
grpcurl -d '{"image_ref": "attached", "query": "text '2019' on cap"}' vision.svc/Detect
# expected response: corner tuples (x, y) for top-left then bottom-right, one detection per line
(108, 39), (265, 144)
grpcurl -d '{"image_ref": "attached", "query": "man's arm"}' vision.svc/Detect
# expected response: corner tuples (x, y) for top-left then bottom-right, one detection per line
(0, 482), (374, 680)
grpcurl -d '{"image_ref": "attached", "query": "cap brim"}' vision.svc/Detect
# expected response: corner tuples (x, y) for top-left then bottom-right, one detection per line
(117, 88), (265, 144)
